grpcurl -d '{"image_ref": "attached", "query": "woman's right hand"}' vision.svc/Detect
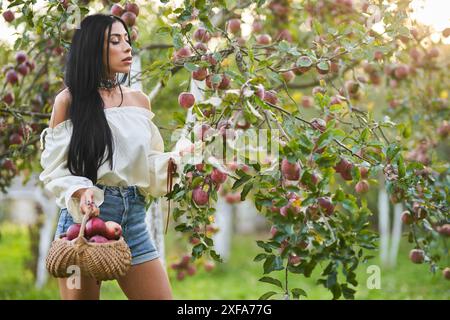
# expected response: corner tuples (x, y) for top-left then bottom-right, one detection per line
(78, 188), (100, 217)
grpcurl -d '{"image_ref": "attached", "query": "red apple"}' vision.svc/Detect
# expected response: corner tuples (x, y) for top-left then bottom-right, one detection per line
(301, 96), (313, 108)
(89, 235), (109, 243)
(394, 64), (409, 80)
(193, 42), (208, 53)
(282, 70), (295, 83)
(288, 254), (301, 266)
(355, 180), (369, 194)
(187, 265), (196, 276)
(2, 10), (15, 23)
(177, 270), (186, 280)
(66, 223), (82, 240)
(252, 20), (263, 33)
(6, 70), (18, 85)
(9, 133), (22, 145)
(276, 29), (293, 42)
(211, 168), (227, 185)
(178, 92), (195, 109)
(2, 92), (14, 105)
(204, 261), (215, 272)
(311, 118), (326, 132)
(256, 34), (272, 45)
(193, 27), (211, 43)
(318, 197), (334, 216)
(409, 249), (425, 264)
(104, 221), (122, 240)
(401, 211), (414, 225)
(443, 267), (450, 280)
(111, 4), (124, 17)
(85, 217), (106, 238)
(121, 11), (136, 27)
(125, 2), (139, 17)
(225, 192), (241, 204)
(15, 51), (27, 64)
(201, 54), (217, 66)
(193, 187), (209, 206)
(281, 159), (300, 181)
(17, 63), (28, 76)
(218, 74), (231, 89)
(263, 90), (278, 105)
(227, 18), (241, 34)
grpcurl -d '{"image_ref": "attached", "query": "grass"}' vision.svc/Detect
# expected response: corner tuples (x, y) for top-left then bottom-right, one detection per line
(0, 222), (448, 300)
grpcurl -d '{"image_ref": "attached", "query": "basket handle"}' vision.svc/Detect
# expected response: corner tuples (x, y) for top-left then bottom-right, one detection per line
(78, 209), (92, 239)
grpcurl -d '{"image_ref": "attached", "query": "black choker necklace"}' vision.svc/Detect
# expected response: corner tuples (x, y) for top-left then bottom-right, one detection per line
(99, 78), (119, 90)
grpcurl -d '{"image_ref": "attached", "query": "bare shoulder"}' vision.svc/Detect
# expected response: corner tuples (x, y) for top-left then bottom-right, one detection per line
(49, 88), (71, 129)
(122, 86), (151, 111)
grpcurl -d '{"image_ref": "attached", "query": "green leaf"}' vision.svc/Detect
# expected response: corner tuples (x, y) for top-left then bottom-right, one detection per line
(232, 175), (251, 190)
(254, 253), (268, 262)
(259, 276), (283, 289)
(241, 182), (253, 201)
(184, 62), (199, 72)
(263, 255), (284, 274)
(291, 288), (308, 299)
(259, 291), (277, 300)
(296, 56), (313, 67)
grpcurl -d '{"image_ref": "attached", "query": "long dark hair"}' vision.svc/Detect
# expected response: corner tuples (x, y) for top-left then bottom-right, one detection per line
(64, 14), (132, 183)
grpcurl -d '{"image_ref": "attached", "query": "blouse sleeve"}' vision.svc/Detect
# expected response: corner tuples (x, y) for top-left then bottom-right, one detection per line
(38, 123), (104, 223)
(147, 120), (192, 198)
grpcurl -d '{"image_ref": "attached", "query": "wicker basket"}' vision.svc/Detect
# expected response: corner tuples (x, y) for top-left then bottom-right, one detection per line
(46, 213), (132, 281)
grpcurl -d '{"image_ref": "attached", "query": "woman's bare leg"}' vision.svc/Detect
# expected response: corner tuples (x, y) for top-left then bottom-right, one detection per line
(116, 258), (173, 300)
(58, 276), (102, 300)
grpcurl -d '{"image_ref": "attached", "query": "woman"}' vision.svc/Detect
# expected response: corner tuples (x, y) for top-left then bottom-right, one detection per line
(39, 14), (189, 299)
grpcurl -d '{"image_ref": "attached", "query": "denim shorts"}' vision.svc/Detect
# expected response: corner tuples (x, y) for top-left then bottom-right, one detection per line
(53, 183), (160, 265)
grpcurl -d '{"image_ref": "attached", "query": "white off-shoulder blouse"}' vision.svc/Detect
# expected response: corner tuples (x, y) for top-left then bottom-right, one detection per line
(39, 106), (190, 223)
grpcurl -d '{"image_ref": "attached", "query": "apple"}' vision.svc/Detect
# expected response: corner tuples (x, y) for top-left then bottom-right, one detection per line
(201, 54), (217, 66)
(125, 2), (139, 17)
(225, 192), (241, 204)
(256, 34), (272, 45)
(443, 267), (450, 280)
(17, 63), (29, 76)
(316, 60), (330, 75)
(409, 249), (425, 264)
(218, 74), (230, 89)
(130, 26), (139, 41)
(204, 261), (215, 272)
(2, 92), (14, 105)
(189, 236), (201, 245)
(15, 51), (27, 64)
(104, 221), (122, 240)
(282, 70), (295, 83)
(427, 47), (439, 59)
(401, 211), (414, 225)
(6, 70), (18, 85)
(270, 226), (278, 238)
(276, 29), (293, 42)
(177, 270), (186, 280)
(192, 187), (209, 206)
(176, 46), (192, 59)
(2, 10), (15, 23)
(436, 224), (450, 237)
(26, 60), (35, 71)
(226, 19), (241, 34)
(187, 264), (196, 276)
(359, 166), (369, 179)
(311, 118), (326, 132)
(252, 20), (263, 33)
(301, 96), (313, 108)
(178, 92), (195, 109)
(179, 254), (191, 268)
(263, 90), (278, 105)
(288, 254), (301, 266)
(394, 64), (409, 80)
(9, 133), (22, 145)
(374, 51), (383, 61)
(195, 163), (205, 172)
(85, 217), (106, 238)
(193, 27), (211, 43)
(121, 12), (136, 27)
(281, 159), (300, 181)
(66, 224), (82, 240)
(318, 197), (334, 216)
(355, 180), (369, 194)
(211, 168), (227, 185)
(111, 4), (124, 17)
(89, 235), (109, 243)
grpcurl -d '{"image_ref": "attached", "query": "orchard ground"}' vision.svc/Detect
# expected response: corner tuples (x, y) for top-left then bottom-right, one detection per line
(0, 222), (448, 300)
